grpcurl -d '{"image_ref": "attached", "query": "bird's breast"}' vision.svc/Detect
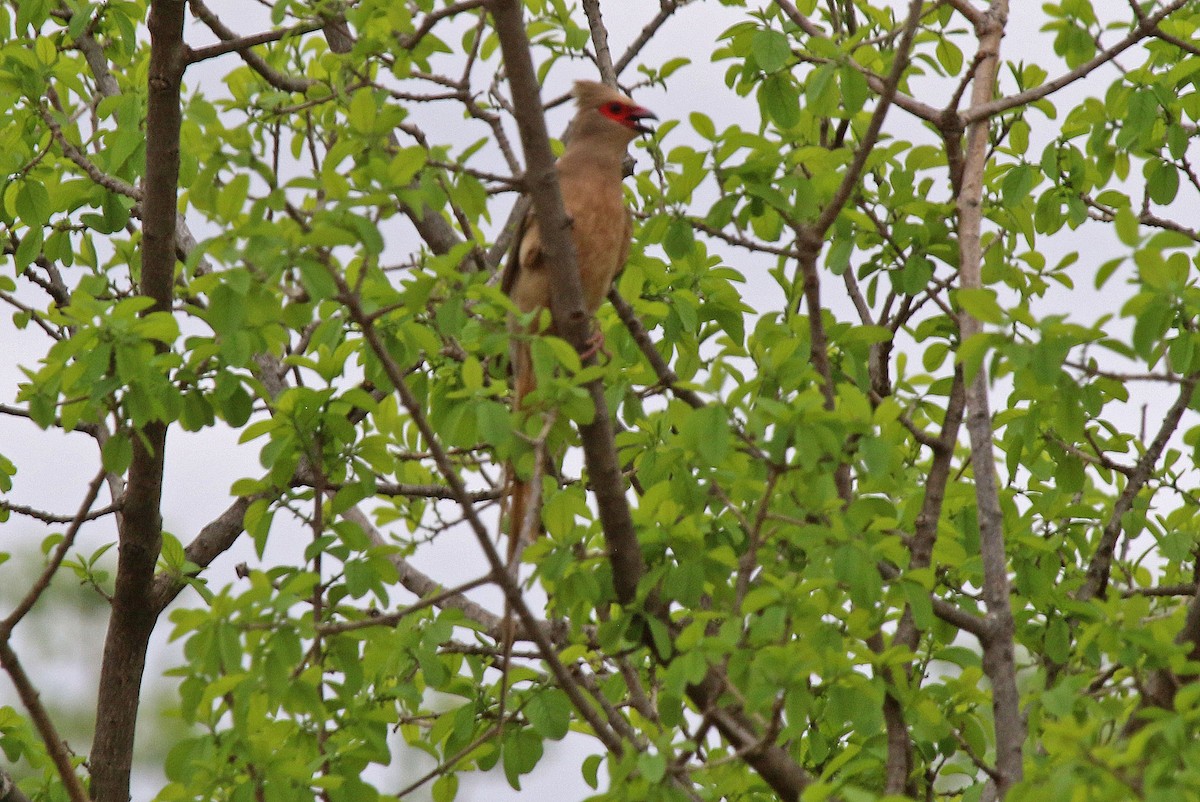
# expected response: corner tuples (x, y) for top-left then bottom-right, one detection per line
(564, 188), (629, 313)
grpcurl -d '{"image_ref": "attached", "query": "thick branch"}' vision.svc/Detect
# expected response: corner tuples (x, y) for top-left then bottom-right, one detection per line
(489, 0), (644, 606)
(955, 3), (1022, 797)
(581, 0), (617, 84)
(148, 496), (252, 611)
(491, 3), (811, 798)
(88, 3), (185, 800)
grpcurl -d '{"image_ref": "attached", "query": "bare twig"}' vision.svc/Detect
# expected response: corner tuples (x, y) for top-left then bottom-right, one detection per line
(1080, 375), (1198, 601)
(187, 0), (316, 92)
(962, 0), (1189, 124)
(812, 0), (925, 237)
(316, 575), (494, 635)
(1, 471), (107, 632)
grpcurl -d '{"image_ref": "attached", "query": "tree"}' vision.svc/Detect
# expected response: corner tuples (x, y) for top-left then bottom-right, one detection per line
(2, 0), (1200, 800)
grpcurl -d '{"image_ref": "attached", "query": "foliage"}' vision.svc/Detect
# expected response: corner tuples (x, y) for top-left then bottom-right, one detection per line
(2, 1), (1200, 801)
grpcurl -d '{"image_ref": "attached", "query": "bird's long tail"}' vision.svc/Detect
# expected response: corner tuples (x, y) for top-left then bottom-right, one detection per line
(506, 339), (540, 556)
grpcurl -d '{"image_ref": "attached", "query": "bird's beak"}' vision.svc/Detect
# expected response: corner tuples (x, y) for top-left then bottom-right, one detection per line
(629, 106), (658, 135)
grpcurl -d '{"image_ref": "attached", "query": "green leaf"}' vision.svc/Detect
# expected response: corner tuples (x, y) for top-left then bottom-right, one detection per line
(839, 65), (869, 114)
(389, 146), (426, 187)
(663, 217), (695, 259)
(936, 38), (964, 74)
(1001, 164), (1037, 206)
(1132, 301), (1170, 361)
(101, 432), (133, 474)
(524, 689), (571, 740)
(431, 774), (458, 802)
(637, 751), (667, 783)
(348, 88), (379, 134)
(751, 28), (791, 72)
(758, 73), (801, 128)
(805, 64), (838, 115)
(955, 288), (1005, 324)
(216, 173), (250, 221)
(502, 729), (544, 790)
(15, 181), (50, 227)
(582, 754), (603, 789)
(1146, 160), (1179, 205)
(957, 332), (997, 383)
(690, 111), (716, 140)
(1114, 205), (1139, 245)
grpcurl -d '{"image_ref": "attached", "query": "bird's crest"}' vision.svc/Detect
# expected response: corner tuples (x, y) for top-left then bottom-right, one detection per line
(572, 80), (634, 110)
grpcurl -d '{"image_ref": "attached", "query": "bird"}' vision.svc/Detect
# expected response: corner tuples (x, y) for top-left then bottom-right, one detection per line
(501, 79), (656, 548)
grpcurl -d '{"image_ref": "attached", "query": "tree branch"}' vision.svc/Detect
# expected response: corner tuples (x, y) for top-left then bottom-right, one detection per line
(961, 0), (1189, 124)
(1079, 374), (1198, 601)
(0, 641), (88, 802)
(614, 1), (680, 76)
(489, 0), (645, 607)
(0, 474), (106, 802)
(954, 3), (1022, 797)
(187, 0), (316, 92)
(812, 0), (923, 237)
(88, 3), (185, 799)
(335, 275), (627, 756)
(491, 3), (812, 798)
(582, 0), (617, 84)
(1, 471), (106, 633)
(38, 106), (141, 200)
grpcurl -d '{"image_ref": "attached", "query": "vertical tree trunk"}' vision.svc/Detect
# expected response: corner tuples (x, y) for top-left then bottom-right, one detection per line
(955, 3), (1023, 799)
(89, 2), (185, 799)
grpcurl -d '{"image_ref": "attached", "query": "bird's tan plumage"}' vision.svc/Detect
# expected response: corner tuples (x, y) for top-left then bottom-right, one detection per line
(503, 80), (655, 547)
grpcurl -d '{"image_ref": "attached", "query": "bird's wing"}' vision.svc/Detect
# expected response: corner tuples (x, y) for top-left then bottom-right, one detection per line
(500, 208), (546, 306)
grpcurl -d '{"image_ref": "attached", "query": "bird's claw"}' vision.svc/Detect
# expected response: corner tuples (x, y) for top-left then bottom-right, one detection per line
(579, 329), (609, 362)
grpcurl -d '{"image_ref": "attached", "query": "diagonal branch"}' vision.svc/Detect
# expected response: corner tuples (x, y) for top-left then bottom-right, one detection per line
(1079, 374), (1198, 601)
(961, 0), (1189, 124)
(186, 20), (323, 66)
(187, 0), (315, 92)
(489, 0), (645, 606)
(490, 2), (812, 799)
(581, 0), (617, 84)
(0, 473), (106, 802)
(812, 0), (924, 238)
(1, 471), (107, 634)
(335, 276), (627, 756)
(39, 106), (141, 200)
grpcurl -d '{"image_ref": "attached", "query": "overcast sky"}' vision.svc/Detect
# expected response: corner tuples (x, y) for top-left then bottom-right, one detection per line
(0, 1), (1186, 799)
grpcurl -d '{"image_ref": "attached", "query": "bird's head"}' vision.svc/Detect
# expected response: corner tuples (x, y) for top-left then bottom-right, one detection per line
(571, 80), (657, 145)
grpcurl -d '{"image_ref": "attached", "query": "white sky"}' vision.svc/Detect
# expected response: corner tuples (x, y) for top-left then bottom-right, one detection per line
(0, 1), (1192, 799)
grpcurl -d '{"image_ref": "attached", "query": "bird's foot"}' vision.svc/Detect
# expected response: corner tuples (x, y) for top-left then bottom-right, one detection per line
(579, 329), (609, 362)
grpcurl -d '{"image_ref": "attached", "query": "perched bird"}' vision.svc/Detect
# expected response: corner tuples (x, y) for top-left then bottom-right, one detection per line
(502, 80), (656, 546)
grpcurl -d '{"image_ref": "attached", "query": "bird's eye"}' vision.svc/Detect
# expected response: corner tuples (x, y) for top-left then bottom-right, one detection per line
(606, 102), (624, 114)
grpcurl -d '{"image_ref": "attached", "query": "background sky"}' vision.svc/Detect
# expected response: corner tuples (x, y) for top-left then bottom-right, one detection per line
(0, 1), (1182, 799)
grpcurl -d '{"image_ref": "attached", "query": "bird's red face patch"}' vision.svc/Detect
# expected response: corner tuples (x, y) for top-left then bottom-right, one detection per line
(599, 100), (657, 134)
